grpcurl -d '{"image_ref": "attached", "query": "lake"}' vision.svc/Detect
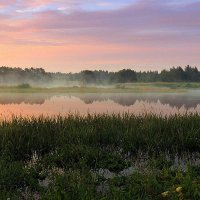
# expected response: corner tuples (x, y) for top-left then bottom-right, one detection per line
(1, 91), (200, 118)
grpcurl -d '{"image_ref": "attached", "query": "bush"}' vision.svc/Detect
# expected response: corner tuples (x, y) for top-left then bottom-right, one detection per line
(17, 83), (31, 89)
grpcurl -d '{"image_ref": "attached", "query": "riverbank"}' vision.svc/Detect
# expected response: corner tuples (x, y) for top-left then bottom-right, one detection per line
(0, 82), (191, 93)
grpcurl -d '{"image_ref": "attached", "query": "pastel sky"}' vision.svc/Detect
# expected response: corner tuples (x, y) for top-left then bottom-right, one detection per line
(0, 0), (200, 72)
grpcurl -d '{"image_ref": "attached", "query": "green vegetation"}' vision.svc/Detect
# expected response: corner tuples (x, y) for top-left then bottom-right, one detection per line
(2, 81), (200, 94)
(142, 82), (200, 89)
(120, 82), (200, 89)
(0, 114), (200, 199)
(115, 82), (200, 90)
(17, 83), (31, 89)
(0, 83), (189, 93)
(0, 65), (200, 87)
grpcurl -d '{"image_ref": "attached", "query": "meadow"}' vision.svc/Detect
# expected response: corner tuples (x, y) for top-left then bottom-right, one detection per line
(0, 82), (192, 94)
(0, 114), (199, 199)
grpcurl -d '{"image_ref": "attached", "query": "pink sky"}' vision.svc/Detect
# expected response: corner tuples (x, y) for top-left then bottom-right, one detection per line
(0, 0), (200, 72)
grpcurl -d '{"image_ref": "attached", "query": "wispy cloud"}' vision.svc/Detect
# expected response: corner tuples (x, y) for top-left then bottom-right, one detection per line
(0, 0), (199, 71)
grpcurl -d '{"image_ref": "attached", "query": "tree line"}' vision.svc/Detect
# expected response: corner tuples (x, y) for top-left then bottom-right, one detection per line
(0, 65), (199, 86)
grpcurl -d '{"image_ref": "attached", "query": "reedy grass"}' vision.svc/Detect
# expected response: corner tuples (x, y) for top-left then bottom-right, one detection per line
(0, 84), (186, 93)
(0, 113), (200, 199)
(0, 113), (200, 160)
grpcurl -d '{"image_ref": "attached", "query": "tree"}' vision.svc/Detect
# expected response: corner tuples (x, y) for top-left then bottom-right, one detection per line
(80, 70), (96, 85)
(111, 69), (137, 83)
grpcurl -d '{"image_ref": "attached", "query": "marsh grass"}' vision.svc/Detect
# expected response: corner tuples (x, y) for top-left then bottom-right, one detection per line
(1, 81), (200, 94)
(121, 82), (200, 89)
(0, 83), (187, 93)
(0, 113), (199, 199)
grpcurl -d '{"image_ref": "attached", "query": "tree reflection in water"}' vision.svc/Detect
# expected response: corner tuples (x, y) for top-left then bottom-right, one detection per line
(0, 92), (200, 118)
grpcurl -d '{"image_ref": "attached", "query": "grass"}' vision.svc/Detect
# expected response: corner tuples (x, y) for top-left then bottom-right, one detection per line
(152, 82), (200, 89)
(116, 82), (200, 89)
(0, 113), (200, 199)
(0, 83), (188, 93)
(1, 82), (200, 94)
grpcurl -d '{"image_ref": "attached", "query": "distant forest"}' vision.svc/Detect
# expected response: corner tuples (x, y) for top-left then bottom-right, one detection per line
(0, 65), (199, 86)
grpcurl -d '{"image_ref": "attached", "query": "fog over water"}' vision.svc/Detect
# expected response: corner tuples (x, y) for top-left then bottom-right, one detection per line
(0, 91), (200, 118)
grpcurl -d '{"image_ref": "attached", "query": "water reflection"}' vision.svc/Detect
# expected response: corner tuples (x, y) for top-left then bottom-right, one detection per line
(0, 92), (200, 117)
(73, 93), (200, 109)
(0, 93), (51, 105)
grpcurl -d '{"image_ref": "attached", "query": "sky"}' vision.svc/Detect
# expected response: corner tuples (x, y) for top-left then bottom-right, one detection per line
(0, 0), (200, 72)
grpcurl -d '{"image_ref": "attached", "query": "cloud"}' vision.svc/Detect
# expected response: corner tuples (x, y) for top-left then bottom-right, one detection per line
(0, 0), (200, 71)
(13, 0), (198, 45)
(1, 0), (200, 46)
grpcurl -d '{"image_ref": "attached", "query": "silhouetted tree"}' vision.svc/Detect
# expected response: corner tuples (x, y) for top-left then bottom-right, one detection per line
(0, 65), (199, 86)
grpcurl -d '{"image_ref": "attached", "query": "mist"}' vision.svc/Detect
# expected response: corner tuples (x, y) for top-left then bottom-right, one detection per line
(0, 65), (199, 88)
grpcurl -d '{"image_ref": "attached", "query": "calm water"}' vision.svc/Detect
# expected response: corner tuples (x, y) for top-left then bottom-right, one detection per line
(1, 91), (200, 118)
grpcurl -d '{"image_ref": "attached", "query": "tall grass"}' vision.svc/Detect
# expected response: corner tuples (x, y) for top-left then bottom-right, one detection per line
(0, 113), (199, 160)
(0, 113), (200, 199)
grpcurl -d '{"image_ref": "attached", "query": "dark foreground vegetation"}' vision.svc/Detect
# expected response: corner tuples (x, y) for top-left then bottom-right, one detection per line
(0, 65), (200, 86)
(0, 114), (200, 199)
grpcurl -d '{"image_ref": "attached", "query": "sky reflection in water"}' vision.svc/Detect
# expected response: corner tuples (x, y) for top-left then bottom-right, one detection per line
(0, 92), (200, 118)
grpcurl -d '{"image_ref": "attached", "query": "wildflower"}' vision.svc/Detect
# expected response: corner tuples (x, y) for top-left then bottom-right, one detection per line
(176, 186), (182, 193)
(161, 191), (169, 197)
